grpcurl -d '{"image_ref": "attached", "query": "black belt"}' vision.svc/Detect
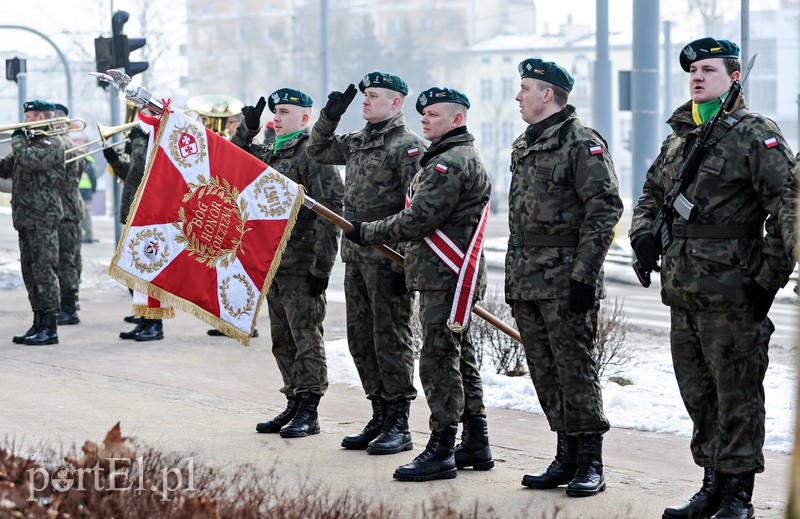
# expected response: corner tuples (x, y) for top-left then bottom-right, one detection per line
(291, 221), (317, 231)
(509, 233), (579, 247)
(344, 208), (401, 222)
(672, 223), (762, 239)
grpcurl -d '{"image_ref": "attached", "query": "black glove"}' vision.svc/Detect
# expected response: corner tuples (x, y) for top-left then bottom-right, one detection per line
(306, 272), (329, 297)
(747, 282), (777, 322)
(389, 269), (408, 296)
(12, 128), (25, 137)
(323, 84), (358, 121)
(103, 146), (119, 163)
(344, 221), (365, 246)
(568, 279), (596, 314)
(124, 141), (132, 154)
(242, 96), (266, 131)
(632, 232), (661, 272)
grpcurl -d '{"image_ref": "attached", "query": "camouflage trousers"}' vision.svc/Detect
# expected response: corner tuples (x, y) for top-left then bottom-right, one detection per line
(266, 273), (329, 397)
(58, 219), (82, 301)
(418, 289), (485, 432)
(670, 307), (771, 473)
(344, 262), (416, 402)
(18, 226), (60, 313)
(513, 298), (610, 435)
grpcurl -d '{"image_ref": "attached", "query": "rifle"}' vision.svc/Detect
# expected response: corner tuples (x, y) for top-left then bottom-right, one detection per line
(633, 53), (756, 288)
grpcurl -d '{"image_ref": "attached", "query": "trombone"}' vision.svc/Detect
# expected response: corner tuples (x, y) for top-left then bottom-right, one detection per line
(187, 94), (244, 137)
(65, 120), (141, 165)
(0, 117), (86, 143)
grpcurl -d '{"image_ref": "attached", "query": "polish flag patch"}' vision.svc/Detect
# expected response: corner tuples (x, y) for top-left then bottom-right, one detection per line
(763, 137), (779, 149)
(588, 145), (603, 155)
(435, 163), (448, 173)
(407, 147), (420, 157)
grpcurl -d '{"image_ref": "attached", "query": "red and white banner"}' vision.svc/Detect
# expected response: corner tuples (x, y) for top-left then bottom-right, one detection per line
(109, 106), (304, 345)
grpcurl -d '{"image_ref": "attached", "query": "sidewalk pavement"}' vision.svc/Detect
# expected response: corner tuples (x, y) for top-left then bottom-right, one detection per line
(0, 211), (793, 518)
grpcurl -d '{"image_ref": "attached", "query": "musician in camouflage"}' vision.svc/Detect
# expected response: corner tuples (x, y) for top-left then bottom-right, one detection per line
(630, 37), (797, 519)
(0, 100), (65, 345)
(507, 59), (622, 497)
(307, 71), (425, 455)
(105, 119), (164, 341)
(231, 88), (344, 439)
(345, 87), (492, 482)
(53, 103), (84, 327)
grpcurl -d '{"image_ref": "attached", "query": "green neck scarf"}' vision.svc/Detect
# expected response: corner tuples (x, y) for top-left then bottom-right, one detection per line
(692, 92), (729, 125)
(274, 130), (304, 152)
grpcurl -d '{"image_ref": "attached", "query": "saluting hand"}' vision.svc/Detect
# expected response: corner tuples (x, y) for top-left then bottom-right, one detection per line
(242, 97), (266, 131)
(323, 84), (358, 122)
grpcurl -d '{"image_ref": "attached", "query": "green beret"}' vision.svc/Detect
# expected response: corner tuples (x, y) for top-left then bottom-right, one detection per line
(23, 99), (55, 113)
(359, 71), (408, 95)
(680, 37), (740, 72)
(53, 103), (69, 116)
(415, 87), (470, 115)
(518, 58), (574, 93)
(268, 88), (313, 113)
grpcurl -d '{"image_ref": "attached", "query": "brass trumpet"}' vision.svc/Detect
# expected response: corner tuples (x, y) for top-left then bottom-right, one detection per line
(0, 117), (86, 143)
(65, 120), (141, 165)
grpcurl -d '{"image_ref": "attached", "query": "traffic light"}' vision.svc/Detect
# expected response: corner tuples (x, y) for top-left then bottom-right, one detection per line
(111, 10), (149, 78)
(94, 37), (113, 88)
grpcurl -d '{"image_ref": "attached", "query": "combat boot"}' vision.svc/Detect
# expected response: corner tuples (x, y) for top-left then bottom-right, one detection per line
(257, 397), (300, 433)
(566, 434), (605, 497)
(24, 312), (59, 346)
(342, 398), (386, 449)
(454, 414), (494, 470)
(120, 321), (146, 340)
(280, 393), (321, 438)
(522, 431), (578, 488)
(662, 467), (725, 519)
(367, 399), (413, 454)
(710, 472), (755, 519)
(393, 422), (458, 482)
(13, 312), (42, 344)
(135, 319), (164, 341)
(58, 296), (80, 325)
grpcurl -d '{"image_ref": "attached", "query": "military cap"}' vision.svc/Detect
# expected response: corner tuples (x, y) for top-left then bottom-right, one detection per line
(518, 58), (574, 93)
(415, 87), (470, 115)
(359, 71), (408, 95)
(680, 37), (740, 72)
(268, 88), (313, 113)
(53, 103), (69, 116)
(23, 99), (55, 112)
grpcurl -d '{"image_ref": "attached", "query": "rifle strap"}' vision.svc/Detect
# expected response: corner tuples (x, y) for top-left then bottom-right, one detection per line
(706, 114), (742, 144)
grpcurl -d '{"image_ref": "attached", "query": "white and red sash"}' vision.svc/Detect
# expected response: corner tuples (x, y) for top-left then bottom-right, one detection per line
(405, 190), (489, 332)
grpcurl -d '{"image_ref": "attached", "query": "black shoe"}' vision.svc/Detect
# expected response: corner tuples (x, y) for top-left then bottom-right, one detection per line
(207, 328), (225, 336)
(280, 393), (321, 438)
(123, 315), (142, 324)
(58, 311), (80, 325)
(454, 414), (494, 470)
(663, 468), (724, 519)
(134, 320), (164, 342)
(367, 399), (413, 455)
(24, 313), (59, 346)
(257, 397), (300, 433)
(566, 434), (605, 497)
(342, 399), (385, 449)
(710, 472), (755, 519)
(120, 323), (145, 340)
(393, 423), (458, 482)
(13, 312), (42, 344)
(522, 432), (577, 488)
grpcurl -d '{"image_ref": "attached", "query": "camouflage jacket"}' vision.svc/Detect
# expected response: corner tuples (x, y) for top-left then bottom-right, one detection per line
(505, 107), (623, 300)
(307, 112), (425, 264)
(108, 130), (149, 224)
(360, 129), (490, 295)
(60, 140), (86, 222)
(232, 125), (344, 278)
(630, 100), (797, 310)
(0, 133), (65, 230)
(778, 153), (800, 262)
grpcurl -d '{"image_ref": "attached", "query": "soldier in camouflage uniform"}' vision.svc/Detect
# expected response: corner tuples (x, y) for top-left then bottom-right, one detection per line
(0, 100), (65, 345)
(53, 103), (84, 327)
(345, 87), (492, 482)
(506, 60), (622, 497)
(231, 88), (343, 439)
(307, 72), (425, 455)
(104, 117), (164, 342)
(630, 38), (797, 519)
